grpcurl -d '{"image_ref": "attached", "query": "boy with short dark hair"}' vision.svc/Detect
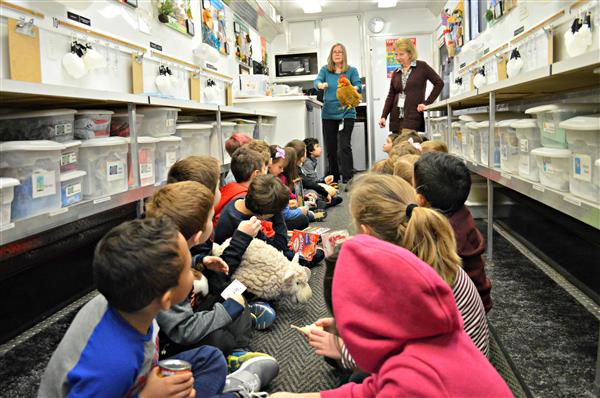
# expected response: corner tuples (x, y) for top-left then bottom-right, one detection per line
(413, 152), (493, 312)
(223, 134), (254, 186)
(168, 155), (221, 192)
(38, 217), (278, 398)
(215, 147), (266, 226)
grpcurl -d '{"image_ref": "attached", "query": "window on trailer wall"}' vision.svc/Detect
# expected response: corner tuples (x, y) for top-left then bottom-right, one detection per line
(467, 0), (489, 41)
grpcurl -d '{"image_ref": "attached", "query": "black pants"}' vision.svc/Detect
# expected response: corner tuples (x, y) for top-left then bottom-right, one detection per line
(322, 118), (355, 182)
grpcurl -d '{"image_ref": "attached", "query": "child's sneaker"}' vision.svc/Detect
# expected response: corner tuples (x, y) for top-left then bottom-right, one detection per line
(249, 301), (276, 330)
(227, 350), (273, 373)
(312, 210), (328, 222)
(223, 356), (279, 398)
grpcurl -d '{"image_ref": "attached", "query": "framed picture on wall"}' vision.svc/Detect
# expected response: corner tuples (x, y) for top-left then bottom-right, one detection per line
(239, 63), (250, 75)
(124, 0), (138, 7)
(233, 21), (241, 33)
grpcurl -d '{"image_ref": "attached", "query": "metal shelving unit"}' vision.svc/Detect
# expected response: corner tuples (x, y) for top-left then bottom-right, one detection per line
(0, 80), (275, 248)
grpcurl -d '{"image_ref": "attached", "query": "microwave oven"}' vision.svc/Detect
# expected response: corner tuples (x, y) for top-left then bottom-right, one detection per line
(275, 52), (318, 77)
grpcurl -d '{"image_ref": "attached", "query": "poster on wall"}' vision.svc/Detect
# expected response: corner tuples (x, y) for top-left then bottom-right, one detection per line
(385, 38), (416, 78)
(202, 0), (229, 54)
(234, 16), (252, 66)
(158, 0), (195, 36)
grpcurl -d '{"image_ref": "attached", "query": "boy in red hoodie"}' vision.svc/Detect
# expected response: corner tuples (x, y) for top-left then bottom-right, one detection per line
(413, 151), (493, 312)
(271, 235), (512, 398)
(215, 146), (267, 226)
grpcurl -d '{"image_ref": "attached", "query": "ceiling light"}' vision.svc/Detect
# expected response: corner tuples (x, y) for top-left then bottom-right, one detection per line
(300, 0), (322, 13)
(378, 0), (397, 8)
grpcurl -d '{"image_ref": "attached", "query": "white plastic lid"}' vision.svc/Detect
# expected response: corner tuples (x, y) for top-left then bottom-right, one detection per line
(451, 121), (461, 127)
(596, 159), (600, 166)
(226, 118), (257, 124)
(429, 116), (448, 121)
(62, 140), (82, 150)
(525, 104), (599, 114)
(511, 119), (538, 129)
(530, 147), (572, 158)
(0, 108), (77, 120)
(111, 112), (144, 118)
(126, 137), (160, 144)
(475, 121), (491, 128)
(76, 110), (114, 115)
(465, 122), (480, 129)
(176, 123), (213, 130)
(558, 114), (600, 131)
(459, 114), (488, 122)
(60, 170), (87, 182)
(1, 140), (66, 151)
(159, 136), (182, 142)
(80, 137), (128, 148)
(496, 119), (520, 127)
(0, 177), (20, 189)
(213, 121), (237, 127)
(137, 107), (181, 113)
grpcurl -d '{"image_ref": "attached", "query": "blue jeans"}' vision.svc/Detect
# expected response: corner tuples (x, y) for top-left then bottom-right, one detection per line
(171, 345), (237, 398)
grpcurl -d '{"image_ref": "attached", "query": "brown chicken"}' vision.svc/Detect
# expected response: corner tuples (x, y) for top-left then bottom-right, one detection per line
(336, 74), (361, 109)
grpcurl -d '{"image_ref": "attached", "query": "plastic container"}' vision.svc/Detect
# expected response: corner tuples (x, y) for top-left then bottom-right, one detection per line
(176, 124), (213, 158)
(259, 122), (275, 140)
(464, 122), (481, 163)
(110, 113), (145, 137)
(228, 119), (256, 137)
(525, 104), (599, 149)
(74, 110), (114, 139)
(0, 140), (64, 220)
(137, 107), (180, 137)
(531, 147), (571, 191)
(476, 121), (502, 167)
(79, 137), (129, 199)
(512, 119), (542, 182)
(127, 137), (159, 187)
(59, 170), (86, 207)
(0, 178), (20, 226)
(561, 115), (600, 202)
(156, 136), (182, 183)
(214, 121), (236, 163)
(59, 140), (82, 173)
(238, 75), (269, 97)
(450, 121), (463, 156)
(0, 109), (76, 142)
(498, 119), (522, 173)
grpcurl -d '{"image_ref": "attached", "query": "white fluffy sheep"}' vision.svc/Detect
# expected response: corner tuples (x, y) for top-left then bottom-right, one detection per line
(212, 238), (313, 304)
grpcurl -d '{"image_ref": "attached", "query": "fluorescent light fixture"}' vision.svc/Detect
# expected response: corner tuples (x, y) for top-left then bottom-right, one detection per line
(300, 0), (322, 13)
(378, 0), (397, 8)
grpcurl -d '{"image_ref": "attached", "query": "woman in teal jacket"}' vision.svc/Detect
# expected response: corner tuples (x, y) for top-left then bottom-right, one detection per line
(314, 43), (362, 184)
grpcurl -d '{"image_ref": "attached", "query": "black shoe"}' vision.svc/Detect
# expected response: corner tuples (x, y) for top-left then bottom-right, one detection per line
(299, 249), (325, 268)
(329, 196), (343, 207)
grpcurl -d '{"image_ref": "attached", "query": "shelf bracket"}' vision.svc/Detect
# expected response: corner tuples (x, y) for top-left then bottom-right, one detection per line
(15, 17), (34, 37)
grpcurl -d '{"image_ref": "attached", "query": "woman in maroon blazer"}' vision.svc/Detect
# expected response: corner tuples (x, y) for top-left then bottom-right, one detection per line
(379, 38), (444, 134)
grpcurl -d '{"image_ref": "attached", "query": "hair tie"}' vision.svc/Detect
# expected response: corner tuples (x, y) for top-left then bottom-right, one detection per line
(274, 146), (286, 160)
(408, 137), (422, 152)
(406, 203), (418, 219)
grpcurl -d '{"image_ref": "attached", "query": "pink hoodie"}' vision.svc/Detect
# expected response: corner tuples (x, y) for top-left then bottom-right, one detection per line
(321, 235), (512, 398)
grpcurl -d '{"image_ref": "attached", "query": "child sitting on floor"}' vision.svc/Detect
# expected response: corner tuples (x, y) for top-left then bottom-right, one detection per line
(222, 134), (253, 186)
(421, 139), (448, 153)
(382, 132), (398, 154)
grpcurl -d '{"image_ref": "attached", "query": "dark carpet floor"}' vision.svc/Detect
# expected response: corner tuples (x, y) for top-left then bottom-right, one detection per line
(0, 191), (597, 397)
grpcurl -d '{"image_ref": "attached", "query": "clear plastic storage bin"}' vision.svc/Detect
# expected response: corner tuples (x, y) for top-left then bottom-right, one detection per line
(110, 113), (144, 137)
(74, 110), (114, 139)
(228, 119), (257, 137)
(176, 124), (213, 158)
(60, 170), (86, 207)
(156, 136), (182, 183)
(525, 104), (599, 149)
(137, 107), (180, 137)
(127, 137), (159, 187)
(498, 120), (521, 173)
(214, 122), (237, 163)
(464, 122), (481, 163)
(259, 122), (275, 141)
(450, 121), (463, 156)
(561, 115), (600, 202)
(476, 121), (502, 167)
(0, 178), (20, 226)
(512, 119), (541, 182)
(531, 147), (571, 191)
(79, 137), (129, 199)
(0, 140), (64, 220)
(60, 140), (82, 173)
(0, 109), (76, 142)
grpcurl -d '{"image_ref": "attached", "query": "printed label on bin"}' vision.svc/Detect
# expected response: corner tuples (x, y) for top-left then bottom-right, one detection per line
(542, 159), (563, 176)
(165, 119), (176, 128)
(61, 151), (78, 166)
(542, 121), (556, 136)
(519, 138), (529, 153)
(573, 154), (592, 182)
(55, 123), (73, 137)
(31, 170), (56, 199)
(165, 152), (177, 169)
(106, 161), (125, 181)
(140, 162), (154, 179)
(66, 182), (82, 197)
(519, 155), (530, 172)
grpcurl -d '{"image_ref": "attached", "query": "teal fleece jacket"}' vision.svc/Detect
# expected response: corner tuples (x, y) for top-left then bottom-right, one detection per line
(314, 66), (361, 120)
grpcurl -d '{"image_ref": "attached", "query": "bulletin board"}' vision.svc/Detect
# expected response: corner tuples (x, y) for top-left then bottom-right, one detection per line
(233, 16), (252, 66)
(386, 38), (416, 78)
(202, 0), (229, 54)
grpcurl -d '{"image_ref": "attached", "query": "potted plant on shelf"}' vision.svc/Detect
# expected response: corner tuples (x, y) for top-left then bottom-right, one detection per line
(158, 0), (173, 23)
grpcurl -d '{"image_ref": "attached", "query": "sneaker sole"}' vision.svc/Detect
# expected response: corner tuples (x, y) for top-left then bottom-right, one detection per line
(228, 356), (280, 387)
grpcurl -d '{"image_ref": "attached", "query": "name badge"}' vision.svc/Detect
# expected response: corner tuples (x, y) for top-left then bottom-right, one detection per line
(397, 94), (405, 109)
